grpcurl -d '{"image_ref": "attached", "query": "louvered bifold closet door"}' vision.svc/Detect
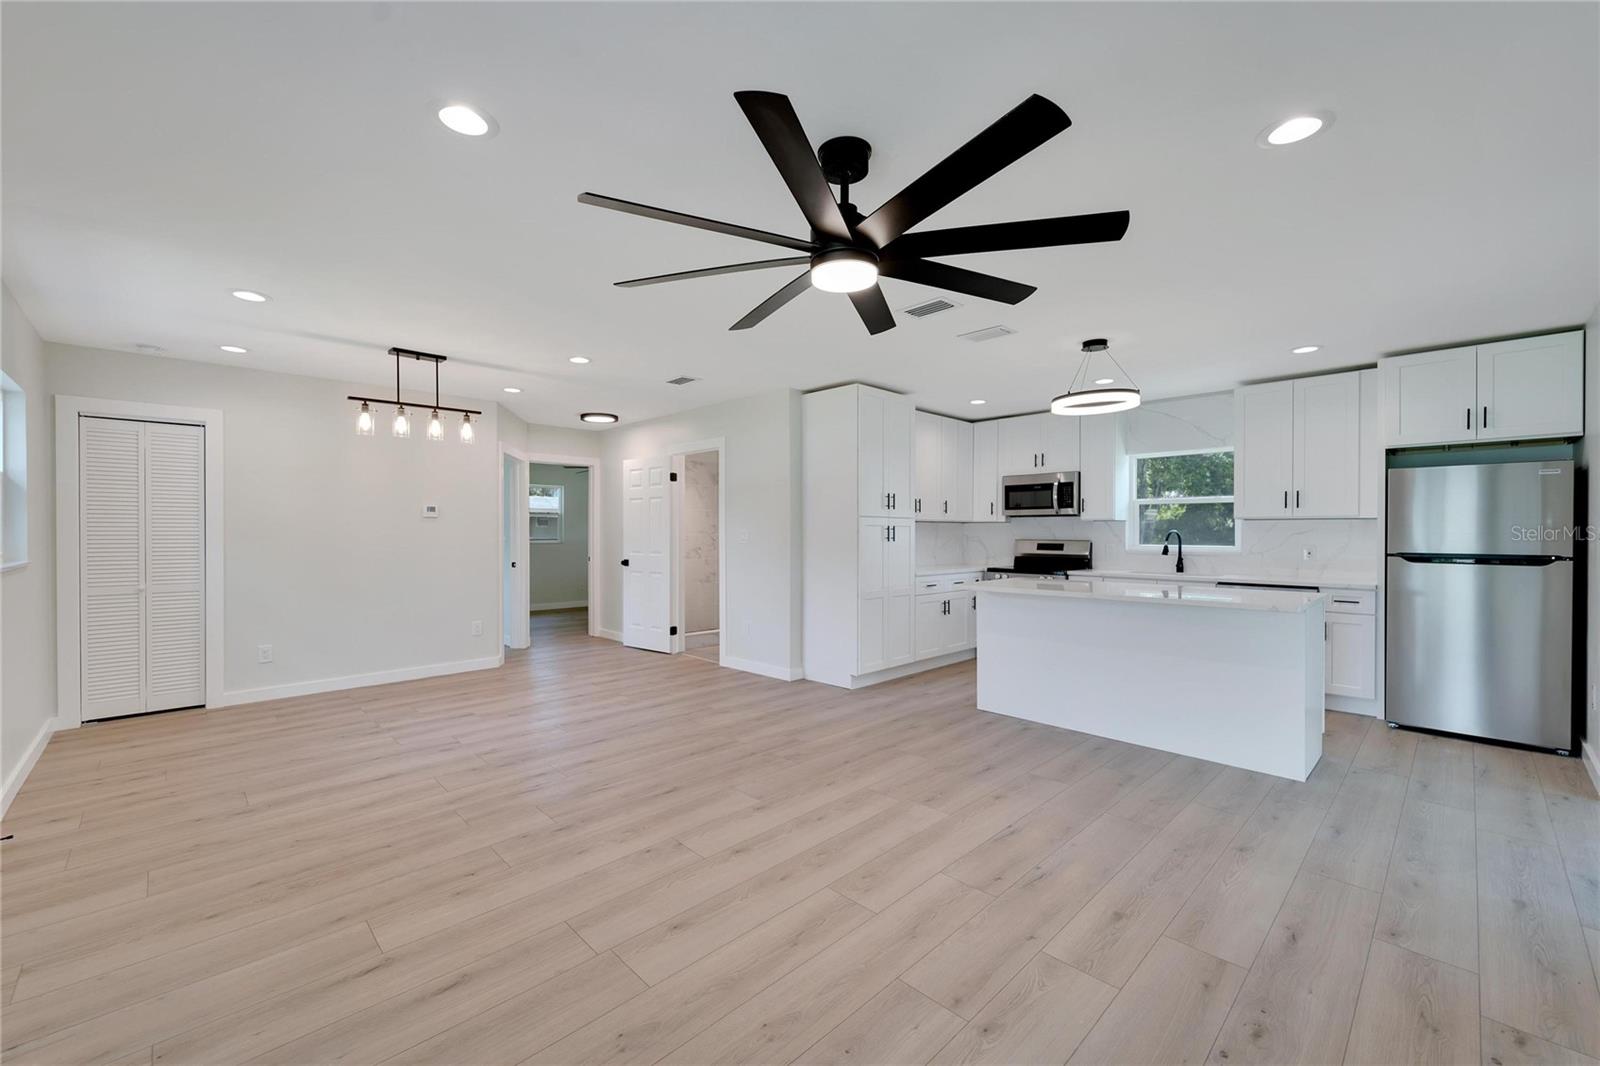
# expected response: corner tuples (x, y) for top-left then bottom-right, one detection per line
(143, 422), (205, 711)
(79, 417), (205, 720)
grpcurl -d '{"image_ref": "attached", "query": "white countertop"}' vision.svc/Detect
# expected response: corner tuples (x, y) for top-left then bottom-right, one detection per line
(914, 564), (991, 577)
(979, 575), (1325, 613)
(1078, 568), (1377, 590)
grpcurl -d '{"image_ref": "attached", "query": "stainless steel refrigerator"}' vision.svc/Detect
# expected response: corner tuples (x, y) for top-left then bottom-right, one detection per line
(1386, 459), (1576, 752)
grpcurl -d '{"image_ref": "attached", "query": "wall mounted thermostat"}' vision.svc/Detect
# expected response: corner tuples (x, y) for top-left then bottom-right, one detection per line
(422, 504), (440, 519)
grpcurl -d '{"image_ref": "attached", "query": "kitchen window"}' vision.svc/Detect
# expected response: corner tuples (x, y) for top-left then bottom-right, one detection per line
(1130, 448), (1237, 548)
(529, 483), (563, 544)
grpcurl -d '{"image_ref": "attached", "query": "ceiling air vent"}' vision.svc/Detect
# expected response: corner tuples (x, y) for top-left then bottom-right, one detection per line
(958, 325), (1017, 343)
(901, 297), (960, 319)
(665, 376), (699, 386)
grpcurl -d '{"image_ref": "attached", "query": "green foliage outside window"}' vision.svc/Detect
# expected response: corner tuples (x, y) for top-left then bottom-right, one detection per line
(1134, 450), (1236, 547)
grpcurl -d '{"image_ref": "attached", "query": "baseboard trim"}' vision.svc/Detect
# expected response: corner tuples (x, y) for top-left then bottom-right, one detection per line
(2, 715), (58, 816)
(847, 649), (975, 689)
(1325, 695), (1382, 718)
(1583, 739), (1600, 797)
(684, 630), (719, 650)
(720, 655), (803, 682)
(530, 600), (587, 612)
(596, 627), (622, 643)
(217, 655), (502, 708)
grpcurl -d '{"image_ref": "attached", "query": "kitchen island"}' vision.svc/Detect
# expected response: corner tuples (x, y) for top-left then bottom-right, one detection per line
(977, 577), (1326, 780)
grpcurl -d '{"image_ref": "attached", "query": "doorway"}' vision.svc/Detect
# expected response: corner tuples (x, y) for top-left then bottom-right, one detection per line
(528, 463), (591, 635)
(677, 450), (721, 664)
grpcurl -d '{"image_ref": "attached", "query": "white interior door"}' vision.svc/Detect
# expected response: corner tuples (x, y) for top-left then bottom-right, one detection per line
(623, 455), (673, 652)
(80, 416), (205, 721)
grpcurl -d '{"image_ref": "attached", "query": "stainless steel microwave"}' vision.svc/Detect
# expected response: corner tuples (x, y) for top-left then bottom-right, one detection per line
(1002, 471), (1080, 517)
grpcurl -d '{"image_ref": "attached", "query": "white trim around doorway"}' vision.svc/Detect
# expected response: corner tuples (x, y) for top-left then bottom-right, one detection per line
(54, 396), (226, 730)
(499, 446), (601, 649)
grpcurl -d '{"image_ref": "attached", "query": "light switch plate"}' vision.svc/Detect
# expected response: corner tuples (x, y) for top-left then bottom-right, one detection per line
(257, 644), (273, 664)
(471, 620), (483, 636)
(422, 504), (440, 519)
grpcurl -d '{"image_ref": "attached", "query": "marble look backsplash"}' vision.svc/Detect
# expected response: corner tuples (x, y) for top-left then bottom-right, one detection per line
(916, 516), (1381, 583)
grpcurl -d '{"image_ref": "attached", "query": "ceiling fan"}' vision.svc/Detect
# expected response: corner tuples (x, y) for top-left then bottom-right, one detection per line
(578, 91), (1130, 335)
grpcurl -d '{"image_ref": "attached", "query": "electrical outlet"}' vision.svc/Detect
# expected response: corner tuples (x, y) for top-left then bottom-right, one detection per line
(1301, 547), (1315, 561)
(471, 620), (483, 637)
(257, 644), (273, 664)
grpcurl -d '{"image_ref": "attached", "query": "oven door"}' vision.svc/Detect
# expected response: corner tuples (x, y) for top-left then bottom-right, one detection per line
(1003, 476), (1060, 516)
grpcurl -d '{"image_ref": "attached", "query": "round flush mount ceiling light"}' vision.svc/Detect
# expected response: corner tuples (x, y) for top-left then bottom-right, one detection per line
(580, 412), (620, 425)
(1291, 345), (1321, 355)
(1259, 112), (1333, 147)
(231, 289), (269, 302)
(809, 248), (879, 293)
(219, 345), (248, 354)
(438, 104), (494, 137)
(568, 356), (591, 365)
(502, 386), (523, 394)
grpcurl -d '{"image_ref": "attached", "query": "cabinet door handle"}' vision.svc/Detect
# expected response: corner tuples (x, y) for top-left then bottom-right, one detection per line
(1467, 407), (1472, 430)
(1283, 490), (1288, 510)
(943, 500), (948, 514)
(1482, 406), (1488, 429)
(1295, 489), (1300, 509)
(990, 501), (995, 516)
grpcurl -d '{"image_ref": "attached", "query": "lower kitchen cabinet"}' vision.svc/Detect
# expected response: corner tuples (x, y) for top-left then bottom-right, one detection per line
(914, 592), (975, 658)
(1324, 588), (1377, 700)
(859, 591), (914, 674)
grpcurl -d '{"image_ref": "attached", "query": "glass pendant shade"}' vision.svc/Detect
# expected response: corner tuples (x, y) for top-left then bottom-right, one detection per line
(426, 409), (445, 442)
(459, 412), (475, 444)
(355, 402), (374, 436)
(392, 404), (411, 438)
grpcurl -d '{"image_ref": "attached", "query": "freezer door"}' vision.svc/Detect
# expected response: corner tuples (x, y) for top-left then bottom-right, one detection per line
(1387, 461), (1574, 557)
(1386, 556), (1573, 749)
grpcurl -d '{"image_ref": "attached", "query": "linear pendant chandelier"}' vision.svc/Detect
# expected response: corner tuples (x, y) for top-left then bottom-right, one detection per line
(351, 348), (481, 443)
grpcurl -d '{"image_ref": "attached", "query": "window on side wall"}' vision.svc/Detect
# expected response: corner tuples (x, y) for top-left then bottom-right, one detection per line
(1, 371), (27, 569)
(1129, 448), (1236, 548)
(529, 483), (563, 544)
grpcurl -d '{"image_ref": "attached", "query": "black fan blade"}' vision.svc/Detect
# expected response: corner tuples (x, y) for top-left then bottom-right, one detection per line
(578, 193), (814, 252)
(734, 92), (852, 243)
(856, 95), (1071, 249)
(730, 272), (812, 330)
(883, 210), (1130, 259)
(616, 257), (810, 288)
(848, 285), (895, 335)
(880, 259), (1036, 304)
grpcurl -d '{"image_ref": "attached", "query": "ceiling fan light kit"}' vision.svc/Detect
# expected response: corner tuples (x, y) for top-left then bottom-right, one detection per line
(579, 90), (1130, 335)
(1052, 337), (1142, 416)
(349, 348), (482, 444)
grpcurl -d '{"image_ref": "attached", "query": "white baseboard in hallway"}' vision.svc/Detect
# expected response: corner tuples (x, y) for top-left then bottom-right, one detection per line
(1, 715), (57, 816)
(217, 655), (502, 708)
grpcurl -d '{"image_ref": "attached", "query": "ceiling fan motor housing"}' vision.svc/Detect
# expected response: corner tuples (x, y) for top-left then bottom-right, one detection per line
(818, 136), (872, 187)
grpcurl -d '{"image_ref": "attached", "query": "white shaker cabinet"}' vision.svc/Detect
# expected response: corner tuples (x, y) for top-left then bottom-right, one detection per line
(1078, 412), (1127, 521)
(971, 420), (1002, 522)
(914, 411), (943, 518)
(998, 414), (1042, 475)
(1236, 372), (1361, 519)
(1380, 331), (1582, 447)
(944, 418), (973, 521)
(1040, 414), (1080, 473)
(1324, 588), (1376, 700)
(803, 384), (919, 687)
(1475, 332), (1584, 442)
(913, 411), (974, 521)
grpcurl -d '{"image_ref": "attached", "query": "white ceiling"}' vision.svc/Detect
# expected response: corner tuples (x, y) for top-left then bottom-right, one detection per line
(4, 2), (1596, 426)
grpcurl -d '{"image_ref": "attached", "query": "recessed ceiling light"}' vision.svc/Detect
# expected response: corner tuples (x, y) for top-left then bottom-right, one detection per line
(133, 343), (164, 354)
(219, 345), (248, 354)
(580, 412), (620, 425)
(438, 104), (492, 137)
(1291, 345), (1321, 355)
(968, 399), (986, 405)
(502, 386), (523, 394)
(231, 289), (269, 302)
(1094, 378), (1115, 385)
(1259, 113), (1332, 147)
(569, 356), (591, 365)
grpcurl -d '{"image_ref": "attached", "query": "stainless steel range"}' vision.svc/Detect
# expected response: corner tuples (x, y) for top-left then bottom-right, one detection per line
(983, 539), (1093, 581)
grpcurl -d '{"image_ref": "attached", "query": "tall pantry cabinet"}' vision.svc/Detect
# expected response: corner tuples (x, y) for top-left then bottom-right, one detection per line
(803, 384), (918, 688)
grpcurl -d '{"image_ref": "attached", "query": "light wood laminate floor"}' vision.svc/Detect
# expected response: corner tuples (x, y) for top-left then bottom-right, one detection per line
(4, 610), (1599, 1065)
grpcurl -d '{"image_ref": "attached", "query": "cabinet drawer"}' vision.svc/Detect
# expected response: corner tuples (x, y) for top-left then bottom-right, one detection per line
(915, 572), (981, 594)
(1324, 588), (1374, 615)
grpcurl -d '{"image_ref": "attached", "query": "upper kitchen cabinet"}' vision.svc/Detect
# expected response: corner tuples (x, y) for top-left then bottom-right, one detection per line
(857, 386), (915, 518)
(996, 413), (1080, 475)
(1380, 330), (1583, 446)
(914, 411), (974, 521)
(1475, 332), (1584, 442)
(971, 421), (1003, 522)
(1236, 371), (1362, 519)
(1078, 412), (1127, 521)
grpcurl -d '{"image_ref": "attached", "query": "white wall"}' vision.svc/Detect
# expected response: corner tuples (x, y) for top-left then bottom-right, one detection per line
(528, 463), (589, 609)
(1583, 304), (1600, 772)
(498, 405), (605, 461)
(1, 286), (57, 802)
(918, 390), (1381, 583)
(682, 451), (719, 633)
(600, 390), (801, 678)
(45, 341), (506, 702)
